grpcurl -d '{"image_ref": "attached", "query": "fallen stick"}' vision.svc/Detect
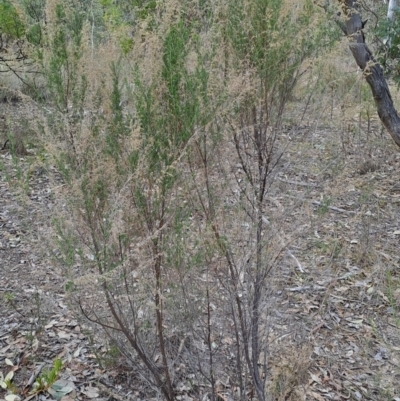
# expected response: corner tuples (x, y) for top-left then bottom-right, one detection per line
(312, 200), (355, 214)
(285, 285), (326, 292)
(277, 177), (320, 187)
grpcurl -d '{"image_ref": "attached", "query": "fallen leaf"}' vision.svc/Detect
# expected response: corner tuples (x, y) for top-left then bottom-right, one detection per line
(45, 320), (59, 329)
(0, 345), (11, 353)
(307, 390), (325, 401)
(57, 331), (72, 340)
(308, 371), (321, 384)
(83, 386), (100, 399)
(31, 339), (39, 352)
(5, 371), (14, 382)
(5, 395), (21, 401)
(48, 379), (75, 401)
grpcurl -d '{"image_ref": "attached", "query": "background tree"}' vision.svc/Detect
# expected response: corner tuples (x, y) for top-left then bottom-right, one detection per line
(326, 0), (400, 147)
(0, 0), (30, 83)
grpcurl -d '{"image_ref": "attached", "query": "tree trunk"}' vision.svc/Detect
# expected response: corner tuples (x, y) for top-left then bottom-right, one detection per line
(340, 0), (400, 148)
(388, 0), (398, 20)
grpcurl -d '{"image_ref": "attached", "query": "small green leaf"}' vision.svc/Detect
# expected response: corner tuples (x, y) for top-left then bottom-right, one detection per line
(53, 359), (62, 371)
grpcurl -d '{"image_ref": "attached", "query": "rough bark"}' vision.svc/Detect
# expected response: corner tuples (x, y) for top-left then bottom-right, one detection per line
(341, 0), (400, 148)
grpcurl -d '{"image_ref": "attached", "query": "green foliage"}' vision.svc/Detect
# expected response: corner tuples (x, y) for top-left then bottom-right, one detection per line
(375, 7), (400, 84)
(99, 0), (157, 51)
(316, 196), (332, 215)
(26, 23), (42, 45)
(105, 61), (130, 160)
(0, 369), (16, 393)
(39, 0), (94, 113)
(95, 342), (122, 368)
(100, 0), (130, 27)
(134, 0), (156, 21)
(0, 358), (63, 400)
(54, 218), (77, 268)
(0, 0), (25, 38)
(99, 0), (156, 26)
(119, 36), (133, 54)
(32, 359), (63, 394)
(20, 0), (46, 45)
(134, 20), (204, 180)
(21, 0), (45, 22)
(228, 0), (281, 70)
(227, 0), (335, 122)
